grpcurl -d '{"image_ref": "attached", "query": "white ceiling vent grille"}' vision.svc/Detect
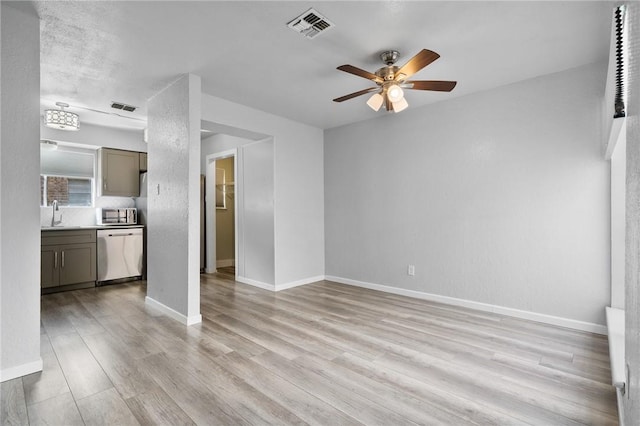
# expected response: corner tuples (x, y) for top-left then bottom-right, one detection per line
(287, 8), (334, 39)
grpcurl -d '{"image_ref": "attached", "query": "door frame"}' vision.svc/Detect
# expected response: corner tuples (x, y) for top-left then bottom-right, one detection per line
(205, 149), (238, 276)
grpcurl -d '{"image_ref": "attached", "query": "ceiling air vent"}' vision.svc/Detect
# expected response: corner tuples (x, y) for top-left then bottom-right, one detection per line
(287, 8), (334, 39)
(111, 101), (137, 113)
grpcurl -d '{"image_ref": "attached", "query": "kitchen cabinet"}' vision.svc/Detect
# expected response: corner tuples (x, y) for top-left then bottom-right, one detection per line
(41, 229), (97, 290)
(98, 148), (140, 196)
(139, 152), (147, 172)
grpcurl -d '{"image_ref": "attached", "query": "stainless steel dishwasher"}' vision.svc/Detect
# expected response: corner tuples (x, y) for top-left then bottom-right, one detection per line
(97, 228), (143, 283)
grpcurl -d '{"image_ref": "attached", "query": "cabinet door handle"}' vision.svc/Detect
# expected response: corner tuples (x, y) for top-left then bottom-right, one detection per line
(61, 251), (65, 268)
(104, 179), (107, 190)
(54, 251), (58, 269)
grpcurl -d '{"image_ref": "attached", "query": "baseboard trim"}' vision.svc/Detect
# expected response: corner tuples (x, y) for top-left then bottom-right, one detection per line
(275, 275), (325, 291)
(325, 275), (607, 335)
(145, 296), (202, 326)
(216, 259), (235, 268)
(1, 358), (43, 382)
(236, 276), (275, 291)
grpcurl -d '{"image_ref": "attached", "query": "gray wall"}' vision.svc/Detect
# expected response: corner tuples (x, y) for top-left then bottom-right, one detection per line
(147, 74), (201, 324)
(201, 95), (325, 288)
(40, 122), (146, 153)
(0, 2), (42, 380)
(202, 133), (275, 286)
(324, 62), (610, 326)
(241, 139), (275, 284)
(624, 2), (640, 422)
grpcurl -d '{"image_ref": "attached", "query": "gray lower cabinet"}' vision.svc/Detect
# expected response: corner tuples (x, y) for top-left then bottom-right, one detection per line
(41, 230), (97, 290)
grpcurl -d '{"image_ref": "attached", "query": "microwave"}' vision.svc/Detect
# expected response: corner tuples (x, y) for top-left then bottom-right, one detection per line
(97, 208), (137, 225)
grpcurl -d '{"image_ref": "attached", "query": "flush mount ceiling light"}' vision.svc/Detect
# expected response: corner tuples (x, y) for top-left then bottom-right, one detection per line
(333, 49), (457, 113)
(44, 102), (80, 131)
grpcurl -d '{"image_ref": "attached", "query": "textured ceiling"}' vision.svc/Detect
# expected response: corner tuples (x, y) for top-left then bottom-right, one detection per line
(35, 1), (613, 131)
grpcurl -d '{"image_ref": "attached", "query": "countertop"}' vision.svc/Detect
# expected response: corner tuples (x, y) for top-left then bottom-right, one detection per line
(41, 224), (144, 231)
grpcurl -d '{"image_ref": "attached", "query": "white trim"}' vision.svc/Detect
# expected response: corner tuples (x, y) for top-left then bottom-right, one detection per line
(325, 276), (607, 335)
(0, 358), (43, 382)
(236, 276), (275, 291)
(617, 387), (625, 426)
(605, 307), (625, 389)
(216, 259), (235, 268)
(236, 275), (324, 292)
(605, 117), (626, 160)
(275, 275), (325, 291)
(145, 296), (202, 326)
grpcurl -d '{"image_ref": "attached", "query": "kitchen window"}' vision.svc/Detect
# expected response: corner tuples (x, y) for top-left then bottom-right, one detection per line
(40, 144), (96, 207)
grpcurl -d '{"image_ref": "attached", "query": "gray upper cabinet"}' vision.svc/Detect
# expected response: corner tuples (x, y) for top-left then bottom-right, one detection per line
(98, 148), (140, 197)
(139, 152), (147, 172)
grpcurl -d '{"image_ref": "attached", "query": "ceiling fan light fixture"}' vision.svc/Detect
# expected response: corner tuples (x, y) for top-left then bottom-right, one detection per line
(386, 84), (404, 102)
(334, 48), (456, 116)
(391, 97), (409, 113)
(44, 102), (80, 131)
(366, 93), (384, 111)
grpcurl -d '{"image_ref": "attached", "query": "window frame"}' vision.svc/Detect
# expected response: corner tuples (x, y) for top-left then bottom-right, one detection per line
(40, 144), (97, 208)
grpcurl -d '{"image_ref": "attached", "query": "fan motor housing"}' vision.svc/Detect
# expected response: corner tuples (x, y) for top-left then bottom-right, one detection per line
(376, 65), (400, 81)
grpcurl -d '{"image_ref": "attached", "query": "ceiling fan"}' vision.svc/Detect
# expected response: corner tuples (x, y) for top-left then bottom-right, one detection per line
(333, 49), (457, 113)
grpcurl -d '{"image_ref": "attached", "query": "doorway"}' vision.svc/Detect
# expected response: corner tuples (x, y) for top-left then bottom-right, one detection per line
(205, 149), (238, 278)
(213, 156), (235, 277)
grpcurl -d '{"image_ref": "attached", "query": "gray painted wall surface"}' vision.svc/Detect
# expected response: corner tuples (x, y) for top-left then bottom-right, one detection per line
(0, 2), (41, 379)
(147, 74), (201, 321)
(201, 95), (324, 286)
(40, 122), (146, 153)
(242, 139), (275, 284)
(325, 62), (609, 326)
(202, 133), (275, 284)
(624, 2), (640, 422)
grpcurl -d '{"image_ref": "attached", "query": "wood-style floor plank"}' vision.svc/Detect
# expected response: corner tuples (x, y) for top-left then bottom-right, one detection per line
(25, 392), (83, 426)
(209, 351), (359, 426)
(49, 332), (113, 400)
(1, 276), (618, 425)
(22, 348), (70, 406)
(75, 388), (139, 426)
(0, 379), (28, 426)
(125, 386), (196, 426)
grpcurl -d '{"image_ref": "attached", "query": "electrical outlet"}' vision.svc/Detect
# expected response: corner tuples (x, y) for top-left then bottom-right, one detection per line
(407, 264), (415, 276)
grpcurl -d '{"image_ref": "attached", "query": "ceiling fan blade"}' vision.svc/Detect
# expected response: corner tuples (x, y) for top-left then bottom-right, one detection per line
(407, 80), (457, 92)
(395, 49), (440, 80)
(337, 65), (383, 83)
(333, 87), (379, 103)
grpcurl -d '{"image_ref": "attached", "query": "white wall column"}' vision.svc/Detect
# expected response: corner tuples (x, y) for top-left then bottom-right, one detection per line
(146, 74), (202, 325)
(624, 2), (640, 422)
(610, 125), (626, 309)
(0, 2), (42, 381)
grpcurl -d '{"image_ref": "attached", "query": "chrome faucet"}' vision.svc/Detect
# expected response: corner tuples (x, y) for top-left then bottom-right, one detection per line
(51, 200), (62, 226)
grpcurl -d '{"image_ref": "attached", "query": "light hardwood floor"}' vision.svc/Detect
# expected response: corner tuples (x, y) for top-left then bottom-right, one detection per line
(2, 274), (617, 425)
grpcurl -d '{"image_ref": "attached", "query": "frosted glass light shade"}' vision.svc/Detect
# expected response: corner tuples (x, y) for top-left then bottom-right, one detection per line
(392, 97), (409, 113)
(366, 93), (384, 111)
(386, 84), (404, 102)
(44, 104), (79, 131)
